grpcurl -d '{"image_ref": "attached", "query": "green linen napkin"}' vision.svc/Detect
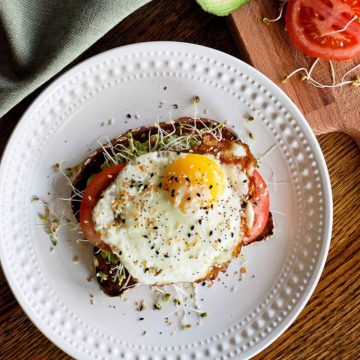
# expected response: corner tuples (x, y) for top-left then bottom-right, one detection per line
(0, 0), (150, 117)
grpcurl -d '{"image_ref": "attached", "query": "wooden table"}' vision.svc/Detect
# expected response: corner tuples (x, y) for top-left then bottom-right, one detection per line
(1, 1), (359, 359)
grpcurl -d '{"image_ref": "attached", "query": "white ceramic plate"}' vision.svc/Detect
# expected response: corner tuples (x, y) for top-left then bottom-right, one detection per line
(0, 42), (332, 360)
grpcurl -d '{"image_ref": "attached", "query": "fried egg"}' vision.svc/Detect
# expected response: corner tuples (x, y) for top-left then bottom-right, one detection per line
(93, 150), (253, 285)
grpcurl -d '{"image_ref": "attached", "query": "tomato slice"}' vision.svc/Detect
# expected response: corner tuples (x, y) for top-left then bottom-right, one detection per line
(79, 164), (125, 249)
(79, 164), (270, 247)
(286, 0), (360, 60)
(244, 170), (270, 244)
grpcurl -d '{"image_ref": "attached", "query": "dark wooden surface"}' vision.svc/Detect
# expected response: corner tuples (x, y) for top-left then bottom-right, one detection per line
(0, 1), (359, 359)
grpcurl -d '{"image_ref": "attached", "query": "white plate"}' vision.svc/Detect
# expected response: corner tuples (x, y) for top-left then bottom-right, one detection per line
(0, 42), (332, 360)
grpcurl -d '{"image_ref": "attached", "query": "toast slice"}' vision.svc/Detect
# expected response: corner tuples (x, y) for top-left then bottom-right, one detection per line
(71, 118), (274, 296)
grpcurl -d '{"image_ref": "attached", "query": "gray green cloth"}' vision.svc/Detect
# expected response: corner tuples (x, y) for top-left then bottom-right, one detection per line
(0, 0), (150, 117)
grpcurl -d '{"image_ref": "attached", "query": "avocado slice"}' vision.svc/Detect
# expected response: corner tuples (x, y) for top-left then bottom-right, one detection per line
(197, 0), (249, 16)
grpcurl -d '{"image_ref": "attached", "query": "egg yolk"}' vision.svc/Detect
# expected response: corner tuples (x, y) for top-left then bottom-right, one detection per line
(164, 154), (226, 210)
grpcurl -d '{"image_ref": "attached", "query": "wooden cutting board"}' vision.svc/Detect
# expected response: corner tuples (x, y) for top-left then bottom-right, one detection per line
(228, 1), (360, 146)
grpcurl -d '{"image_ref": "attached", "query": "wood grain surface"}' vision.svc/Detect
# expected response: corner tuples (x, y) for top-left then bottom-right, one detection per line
(0, 1), (359, 359)
(229, 1), (360, 145)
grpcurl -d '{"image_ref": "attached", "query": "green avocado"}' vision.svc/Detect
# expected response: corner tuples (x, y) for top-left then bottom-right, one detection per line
(197, 0), (249, 16)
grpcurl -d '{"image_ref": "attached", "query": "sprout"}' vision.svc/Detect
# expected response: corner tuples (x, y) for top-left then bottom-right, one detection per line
(96, 271), (108, 282)
(263, 0), (287, 25)
(56, 162), (84, 199)
(162, 293), (171, 302)
(65, 169), (73, 178)
(98, 119), (225, 162)
(173, 298), (181, 305)
(282, 59), (360, 89)
(32, 196), (67, 246)
(321, 16), (359, 37)
(136, 300), (147, 312)
(182, 323), (192, 329)
(48, 231), (58, 246)
(193, 95), (200, 104)
(38, 208), (50, 222)
(352, 75), (360, 87)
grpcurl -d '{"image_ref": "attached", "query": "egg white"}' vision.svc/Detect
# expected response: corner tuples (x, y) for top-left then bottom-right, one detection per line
(93, 151), (251, 285)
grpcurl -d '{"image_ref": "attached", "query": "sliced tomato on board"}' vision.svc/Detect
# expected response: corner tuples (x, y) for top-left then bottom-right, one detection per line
(244, 170), (270, 244)
(79, 164), (125, 249)
(286, 0), (360, 60)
